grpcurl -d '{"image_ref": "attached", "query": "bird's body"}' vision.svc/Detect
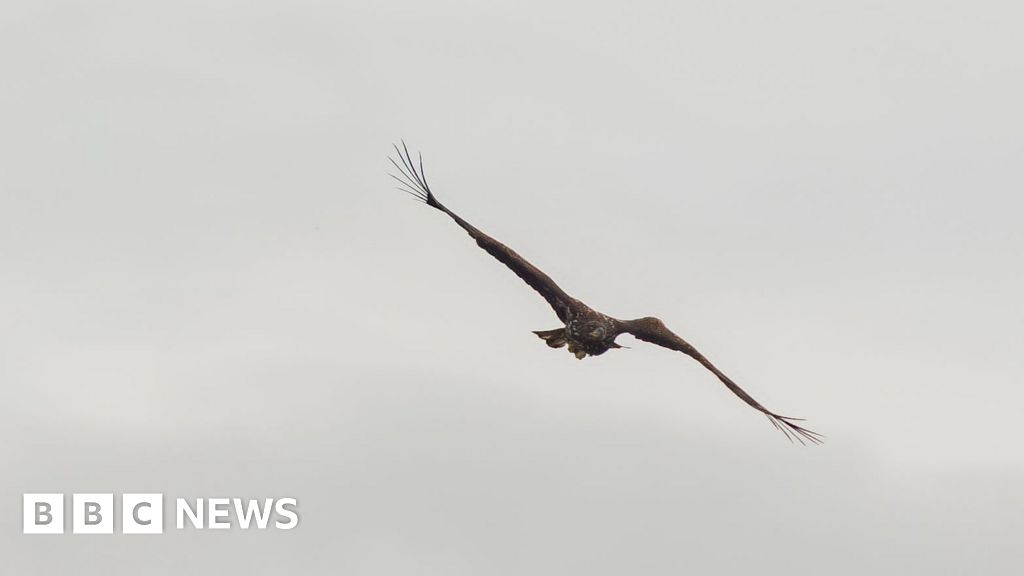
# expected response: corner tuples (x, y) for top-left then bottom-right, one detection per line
(538, 305), (622, 359)
(388, 142), (821, 444)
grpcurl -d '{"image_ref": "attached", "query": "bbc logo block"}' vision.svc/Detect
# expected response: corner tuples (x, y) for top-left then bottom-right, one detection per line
(23, 493), (163, 535)
(72, 493), (113, 534)
(22, 493), (297, 534)
(23, 494), (64, 534)
(122, 493), (162, 534)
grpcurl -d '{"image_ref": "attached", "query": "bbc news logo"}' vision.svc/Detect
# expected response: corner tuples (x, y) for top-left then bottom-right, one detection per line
(23, 494), (299, 534)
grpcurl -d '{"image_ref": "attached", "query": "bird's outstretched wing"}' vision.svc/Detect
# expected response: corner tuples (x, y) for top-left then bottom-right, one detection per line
(619, 317), (822, 444)
(389, 141), (577, 322)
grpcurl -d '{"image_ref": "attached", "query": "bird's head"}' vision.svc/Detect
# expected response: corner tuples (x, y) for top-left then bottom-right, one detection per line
(584, 323), (607, 340)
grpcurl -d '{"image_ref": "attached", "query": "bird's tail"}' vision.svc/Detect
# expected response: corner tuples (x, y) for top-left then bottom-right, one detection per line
(389, 141), (442, 210)
(533, 328), (567, 348)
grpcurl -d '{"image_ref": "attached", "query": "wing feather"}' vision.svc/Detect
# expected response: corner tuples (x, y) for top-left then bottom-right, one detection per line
(389, 142), (577, 322)
(620, 318), (822, 444)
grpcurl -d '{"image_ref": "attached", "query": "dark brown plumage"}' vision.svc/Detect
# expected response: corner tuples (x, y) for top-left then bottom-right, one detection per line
(388, 142), (822, 445)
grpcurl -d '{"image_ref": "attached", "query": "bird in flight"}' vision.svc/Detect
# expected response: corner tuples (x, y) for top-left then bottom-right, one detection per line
(388, 142), (822, 445)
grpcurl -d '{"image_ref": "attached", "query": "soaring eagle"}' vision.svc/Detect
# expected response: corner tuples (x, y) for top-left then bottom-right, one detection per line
(389, 142), (821, 444)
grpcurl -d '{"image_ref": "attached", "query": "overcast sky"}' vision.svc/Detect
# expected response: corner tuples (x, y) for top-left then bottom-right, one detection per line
(2, 1), (1023, 574)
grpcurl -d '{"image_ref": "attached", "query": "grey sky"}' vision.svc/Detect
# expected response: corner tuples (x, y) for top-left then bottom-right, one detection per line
(2, 0), (1023, 573)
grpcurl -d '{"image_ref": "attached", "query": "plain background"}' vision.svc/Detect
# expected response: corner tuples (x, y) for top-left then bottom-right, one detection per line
(2, 1), (1022, 574)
